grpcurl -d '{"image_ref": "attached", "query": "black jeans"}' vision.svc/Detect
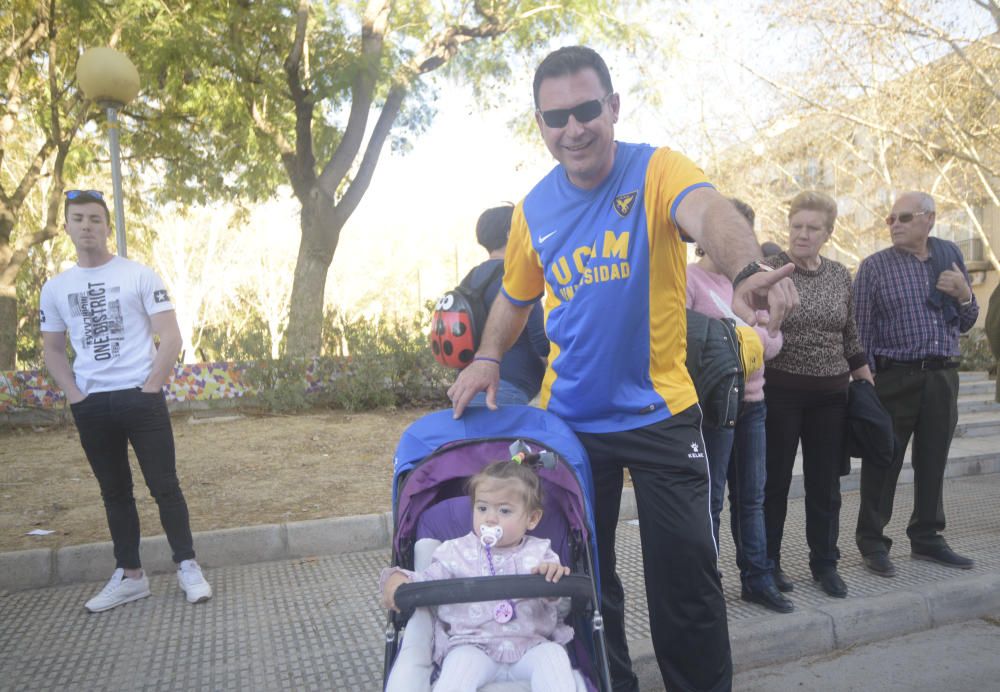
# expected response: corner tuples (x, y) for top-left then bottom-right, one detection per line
(763, 385), (847, 575)
(70, 388), (195, 569)
(856, 367), (958, 555)
(577, 406), (732, 692)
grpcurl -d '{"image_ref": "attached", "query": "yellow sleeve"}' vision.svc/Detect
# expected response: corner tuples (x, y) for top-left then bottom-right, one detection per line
(644, 148), (713, 241)
(502, 201), (545, 304)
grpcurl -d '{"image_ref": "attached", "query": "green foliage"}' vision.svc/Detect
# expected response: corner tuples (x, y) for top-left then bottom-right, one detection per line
(960, 327), (995, 372)
(322, 309), (451, 411)
(233, 308), (449, 413)
(197, 309), (273, 363)
(240, 356), (316, 414)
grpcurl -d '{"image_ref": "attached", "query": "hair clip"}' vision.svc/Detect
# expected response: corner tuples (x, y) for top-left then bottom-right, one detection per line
(507, 440), (557, 469)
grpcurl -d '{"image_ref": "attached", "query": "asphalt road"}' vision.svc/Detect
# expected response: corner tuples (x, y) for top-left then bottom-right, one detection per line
(735, 613), (1000, 692)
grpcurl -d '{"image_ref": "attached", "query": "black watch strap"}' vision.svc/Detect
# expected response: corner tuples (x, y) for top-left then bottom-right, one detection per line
(732, 260), (772, 288)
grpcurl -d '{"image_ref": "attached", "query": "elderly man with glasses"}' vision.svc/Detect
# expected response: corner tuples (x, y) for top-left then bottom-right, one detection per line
(853, 191), (979, 578)
(449, 45), (800, 692)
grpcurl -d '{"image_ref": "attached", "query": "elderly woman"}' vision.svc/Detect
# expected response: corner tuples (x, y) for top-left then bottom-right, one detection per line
(762, 191), (873, 599)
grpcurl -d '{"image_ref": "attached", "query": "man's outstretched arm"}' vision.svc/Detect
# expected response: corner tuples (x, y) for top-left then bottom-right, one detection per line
(676, 187), (798, 334)
(448, 292), (533, 418)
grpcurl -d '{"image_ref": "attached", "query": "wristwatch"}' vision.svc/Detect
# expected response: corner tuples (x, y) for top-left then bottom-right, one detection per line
(732, 260), (773, 288)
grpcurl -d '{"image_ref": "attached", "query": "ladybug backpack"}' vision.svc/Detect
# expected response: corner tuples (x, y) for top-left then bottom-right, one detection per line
(430, 261), (505, 369)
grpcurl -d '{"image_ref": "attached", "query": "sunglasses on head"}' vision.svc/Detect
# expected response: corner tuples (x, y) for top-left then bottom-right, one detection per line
(885, 210), (929, 225)
(537, 95), (610, 128)
(65, 189), (105, 201)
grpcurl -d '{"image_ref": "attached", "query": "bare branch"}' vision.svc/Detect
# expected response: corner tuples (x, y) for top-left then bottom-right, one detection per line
(887, 4), (1000, 101)
(741, 62), (1000, 180)
(334, 84), (407, 226)
(284, 0), (316, 188)
(316, 0), (391, 195)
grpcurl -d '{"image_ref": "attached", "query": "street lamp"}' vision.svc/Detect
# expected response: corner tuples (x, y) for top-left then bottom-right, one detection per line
(76, 47), (140, 257)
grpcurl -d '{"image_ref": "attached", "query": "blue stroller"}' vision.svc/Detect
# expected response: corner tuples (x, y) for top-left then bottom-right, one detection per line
(383, 406), (613, 691)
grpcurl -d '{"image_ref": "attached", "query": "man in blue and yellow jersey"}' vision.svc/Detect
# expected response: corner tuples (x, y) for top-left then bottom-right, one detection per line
(449, 47), (797, 692)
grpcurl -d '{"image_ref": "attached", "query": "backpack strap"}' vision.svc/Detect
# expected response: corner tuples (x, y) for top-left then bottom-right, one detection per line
(460, 260), (505, 295)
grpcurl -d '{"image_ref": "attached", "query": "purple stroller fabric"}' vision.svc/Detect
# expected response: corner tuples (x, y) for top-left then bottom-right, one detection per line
(395, 440), (588, 557)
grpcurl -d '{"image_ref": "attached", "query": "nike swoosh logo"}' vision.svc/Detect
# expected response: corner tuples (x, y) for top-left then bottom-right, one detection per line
(538, 230), (558, 244)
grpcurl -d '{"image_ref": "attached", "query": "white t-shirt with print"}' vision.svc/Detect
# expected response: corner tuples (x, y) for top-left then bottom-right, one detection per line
(40, 256), (175, 394)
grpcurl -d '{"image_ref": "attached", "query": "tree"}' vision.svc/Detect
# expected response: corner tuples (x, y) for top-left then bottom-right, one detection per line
(1, 0), (203, 368)
(147, 204), (242, 363)
(135, 0), (656, 357)
(710, 0), (1000, 269)
(1, 1), (93, 368)
(5, 1), (661, 367)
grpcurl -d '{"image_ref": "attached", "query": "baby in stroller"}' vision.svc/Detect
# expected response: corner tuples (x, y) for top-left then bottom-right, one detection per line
(381, 455), (577, 691)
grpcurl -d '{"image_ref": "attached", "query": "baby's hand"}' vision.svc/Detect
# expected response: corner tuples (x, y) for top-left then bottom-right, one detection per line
(533, 562), (570, 582)
(381, 572), (410, 612)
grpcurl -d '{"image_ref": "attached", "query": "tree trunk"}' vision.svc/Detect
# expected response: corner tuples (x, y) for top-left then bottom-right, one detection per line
(285, 194), (343, 358)
(0, 288), (16, 369)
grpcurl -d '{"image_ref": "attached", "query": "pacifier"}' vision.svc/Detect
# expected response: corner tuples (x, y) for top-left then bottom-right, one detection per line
(479, 524), (503, 548)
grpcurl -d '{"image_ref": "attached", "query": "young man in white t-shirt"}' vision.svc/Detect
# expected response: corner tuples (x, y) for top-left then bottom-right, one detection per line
(40, 190), (212, 612)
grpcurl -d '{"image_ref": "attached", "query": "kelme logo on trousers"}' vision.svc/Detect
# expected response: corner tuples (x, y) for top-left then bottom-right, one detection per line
(614, 191), (637, 217)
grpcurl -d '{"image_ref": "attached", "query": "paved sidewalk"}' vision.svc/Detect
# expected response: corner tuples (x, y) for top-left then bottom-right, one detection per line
(1, 474), (998, 691)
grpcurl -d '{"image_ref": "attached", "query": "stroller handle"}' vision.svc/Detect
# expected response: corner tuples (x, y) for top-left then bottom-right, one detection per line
(393, 573), (593, 617)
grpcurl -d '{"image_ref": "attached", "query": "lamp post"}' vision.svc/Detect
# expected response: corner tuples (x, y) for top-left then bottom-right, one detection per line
(76, 47), (140, 257)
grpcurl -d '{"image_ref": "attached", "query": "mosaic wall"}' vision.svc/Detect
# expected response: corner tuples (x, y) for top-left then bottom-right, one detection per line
(0, 362), (289, 412)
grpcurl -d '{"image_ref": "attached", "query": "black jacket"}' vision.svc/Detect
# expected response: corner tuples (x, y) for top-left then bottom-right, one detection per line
(843, 379), (896, 475)
(686, 309), (743, 430)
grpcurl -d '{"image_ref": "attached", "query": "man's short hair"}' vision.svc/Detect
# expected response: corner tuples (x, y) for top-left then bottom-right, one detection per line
(900, 191), (936, 213)
(476, 204), (514, 252)
(533, 46), (614, 108)
(64, 190), (111, 225)
(788, 190), (837, 233)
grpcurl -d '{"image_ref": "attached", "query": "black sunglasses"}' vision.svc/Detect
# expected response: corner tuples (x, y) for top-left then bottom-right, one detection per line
(885, 210), (929, 225)
(537, 95), (610, 128)
(65, 189), (105, 200)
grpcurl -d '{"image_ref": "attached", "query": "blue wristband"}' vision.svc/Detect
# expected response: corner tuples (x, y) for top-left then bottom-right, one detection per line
(474, 356), (501, 366)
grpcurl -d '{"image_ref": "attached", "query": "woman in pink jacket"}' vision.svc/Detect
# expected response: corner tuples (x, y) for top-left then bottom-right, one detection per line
(686, 198), (792, 614)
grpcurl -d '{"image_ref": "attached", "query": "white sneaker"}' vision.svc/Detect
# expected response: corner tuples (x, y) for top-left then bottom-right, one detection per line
(177, 559), (213, 603)
(85, 568), (151, 613)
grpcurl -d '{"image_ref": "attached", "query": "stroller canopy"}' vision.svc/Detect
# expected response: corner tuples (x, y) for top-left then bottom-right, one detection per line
(392, 405), (598, 569)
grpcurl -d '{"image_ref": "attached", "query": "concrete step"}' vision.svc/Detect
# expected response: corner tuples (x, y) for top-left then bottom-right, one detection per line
(957, 396), (1000, 415)
(956, 410), (1000, 438)
(960, 379), (996, 397)
(959, 371), (990, 382)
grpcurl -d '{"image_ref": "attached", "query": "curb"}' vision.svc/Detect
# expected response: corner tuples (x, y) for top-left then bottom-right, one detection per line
(1, 462), (997, 594)
(0, 512), (393, 593)
(633, 570), (1000, 686)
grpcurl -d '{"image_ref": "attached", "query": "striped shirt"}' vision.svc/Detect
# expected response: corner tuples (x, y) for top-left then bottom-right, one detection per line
(853, 243), (979, 372)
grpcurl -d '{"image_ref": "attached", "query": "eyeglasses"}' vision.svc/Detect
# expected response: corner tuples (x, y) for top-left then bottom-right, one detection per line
(537, 95), (611, 128)
(65, 189), (105, 200)
(885, 210), (929, 225)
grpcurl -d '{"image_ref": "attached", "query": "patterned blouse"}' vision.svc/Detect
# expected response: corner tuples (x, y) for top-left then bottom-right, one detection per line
(762, 253), (867, 391)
